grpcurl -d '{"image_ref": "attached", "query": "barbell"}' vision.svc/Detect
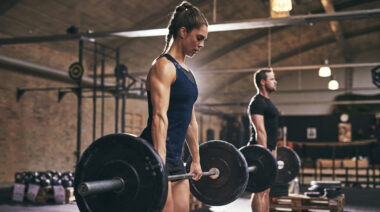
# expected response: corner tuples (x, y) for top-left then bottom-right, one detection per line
(74, 133), (300, 212)
(275, 146), (301, 185)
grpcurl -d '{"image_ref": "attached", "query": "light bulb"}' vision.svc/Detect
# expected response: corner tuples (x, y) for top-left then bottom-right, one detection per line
(319, 66), (331, 77)
(328, 79), (339, 90)
(271, 0), (293, 12)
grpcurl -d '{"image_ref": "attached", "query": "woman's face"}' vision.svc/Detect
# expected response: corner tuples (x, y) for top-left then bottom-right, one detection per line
(181, 24), (208, 57)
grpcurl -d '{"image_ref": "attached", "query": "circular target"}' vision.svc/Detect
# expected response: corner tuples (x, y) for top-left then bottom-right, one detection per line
(69, 62), (84, 81)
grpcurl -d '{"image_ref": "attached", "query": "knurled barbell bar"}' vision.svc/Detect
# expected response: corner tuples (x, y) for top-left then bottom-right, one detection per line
(77, 167), (224, 196)
(74, 134), (279, 212)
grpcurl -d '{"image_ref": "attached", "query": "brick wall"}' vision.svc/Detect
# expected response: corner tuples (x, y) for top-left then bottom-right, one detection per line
(0, 39), (223, 183)
(0, 40), (148, 182)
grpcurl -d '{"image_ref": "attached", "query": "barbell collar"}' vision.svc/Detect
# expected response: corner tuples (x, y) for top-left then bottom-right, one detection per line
(247, 165), (257, 173)
(78, 177), (125, 197)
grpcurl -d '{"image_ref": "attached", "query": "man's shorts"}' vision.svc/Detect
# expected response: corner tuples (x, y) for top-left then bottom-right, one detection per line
(166, 160), (186, 182)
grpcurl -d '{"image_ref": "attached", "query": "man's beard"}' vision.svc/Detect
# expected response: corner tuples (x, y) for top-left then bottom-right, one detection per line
(266, 85), (276, 93)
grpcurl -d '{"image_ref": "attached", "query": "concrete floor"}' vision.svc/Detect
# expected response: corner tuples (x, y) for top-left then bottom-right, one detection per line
(2, 192), (380, 212)
(1, 196), (380, 212)
(1, 189), (380, 212)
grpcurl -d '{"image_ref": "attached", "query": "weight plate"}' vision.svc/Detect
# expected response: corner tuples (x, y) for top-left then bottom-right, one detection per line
(186, 140), (248, 206)
(74, 134), (167, 212)
(69, 62), (84, 81)
(305, 191), (322, 197)
(276, 146), (301, 184)
(310, 180), (342, 188)
(240, 145), (278, 193)
(114, 64), (128, 78)
(371, 65), (380, 88)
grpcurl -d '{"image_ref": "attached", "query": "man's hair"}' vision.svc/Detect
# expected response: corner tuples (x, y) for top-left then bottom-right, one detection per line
(253, 68), (273, 90)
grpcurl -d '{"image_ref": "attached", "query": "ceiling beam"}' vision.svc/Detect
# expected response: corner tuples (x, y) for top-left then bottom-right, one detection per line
(198, 99), (380, 107)
(115, 0), (207, 48)
(128, 62), (380, 76)
(196, 0), (380, 74)
(196, 62), (380, 74)
(1, 8), (379, 45)
(201, 87), (380, 97)
(0, 0), (21, 16)
(198, 25), (380, 102)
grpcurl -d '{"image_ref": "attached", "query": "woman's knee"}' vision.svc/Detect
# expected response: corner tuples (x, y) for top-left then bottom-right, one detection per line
(162, 198), (174, 212)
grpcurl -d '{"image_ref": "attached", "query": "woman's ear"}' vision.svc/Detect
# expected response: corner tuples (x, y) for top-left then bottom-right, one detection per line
(178, 27), (187, 39)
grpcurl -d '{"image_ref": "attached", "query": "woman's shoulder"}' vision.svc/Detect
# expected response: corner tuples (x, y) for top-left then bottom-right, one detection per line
(149, 56), (176, 79)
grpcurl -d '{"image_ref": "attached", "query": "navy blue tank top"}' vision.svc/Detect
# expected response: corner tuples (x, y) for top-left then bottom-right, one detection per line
(140, 54), (198, 163)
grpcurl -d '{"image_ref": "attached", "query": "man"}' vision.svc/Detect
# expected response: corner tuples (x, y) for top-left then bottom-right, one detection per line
(247, 68), (279, 212)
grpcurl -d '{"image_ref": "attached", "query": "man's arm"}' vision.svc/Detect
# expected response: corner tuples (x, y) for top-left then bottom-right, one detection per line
(148, 59), (176, 164)
(251, 114), (267, 148)
(185, 107), (202, 180)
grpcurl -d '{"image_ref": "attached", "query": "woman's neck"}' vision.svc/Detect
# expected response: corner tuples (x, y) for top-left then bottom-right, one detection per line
(167, 40), (186, 64)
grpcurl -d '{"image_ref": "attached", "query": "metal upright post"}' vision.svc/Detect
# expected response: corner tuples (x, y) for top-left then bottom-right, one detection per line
(101, 46), (105, 136)
(76, 39), (84, 163)
(332, 146), (336, 180)
(121, 75), (126, 133)
(355, 146), (359, 186)
(92, 42), (97, 141)
(115, 49), (120, 133)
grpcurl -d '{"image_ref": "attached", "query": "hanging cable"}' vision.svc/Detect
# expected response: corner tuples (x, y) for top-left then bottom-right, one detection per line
(268, 28), (272, 68)
(213, 0), (217, 23)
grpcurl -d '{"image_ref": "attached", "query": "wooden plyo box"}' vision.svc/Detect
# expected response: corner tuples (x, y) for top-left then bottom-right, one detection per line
(270, 194), (344, 212)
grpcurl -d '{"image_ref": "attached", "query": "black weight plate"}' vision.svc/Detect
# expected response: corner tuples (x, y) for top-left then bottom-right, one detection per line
(276, 146), (301, 184)
(114, 64), (128, 78)
(310, 181), (342, 188)
(186, 140), (248, 206)
(323, 187), (342, 198)
(371, 65), (380, 88)
(240, 145), (278, 193)
(308, 184), (324, 193)
(69, 62), (84, 81)
(305, 191), (322, 197)
(74, 134), (167, 212)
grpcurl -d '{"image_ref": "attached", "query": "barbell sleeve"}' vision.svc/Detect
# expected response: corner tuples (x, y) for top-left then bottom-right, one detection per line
(78, 177), (125, 197)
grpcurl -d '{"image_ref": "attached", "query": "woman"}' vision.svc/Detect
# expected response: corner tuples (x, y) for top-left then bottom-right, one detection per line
(140, 1), (208, 212)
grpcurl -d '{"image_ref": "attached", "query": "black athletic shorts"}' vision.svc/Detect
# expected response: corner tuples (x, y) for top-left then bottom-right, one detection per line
(166, 160), (186, 182)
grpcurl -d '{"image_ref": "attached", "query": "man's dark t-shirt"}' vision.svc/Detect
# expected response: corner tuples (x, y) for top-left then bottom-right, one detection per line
(248, 94), (279, 150)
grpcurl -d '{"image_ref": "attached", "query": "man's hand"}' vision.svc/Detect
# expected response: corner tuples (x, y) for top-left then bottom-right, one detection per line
(189, 161), (202, 181)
